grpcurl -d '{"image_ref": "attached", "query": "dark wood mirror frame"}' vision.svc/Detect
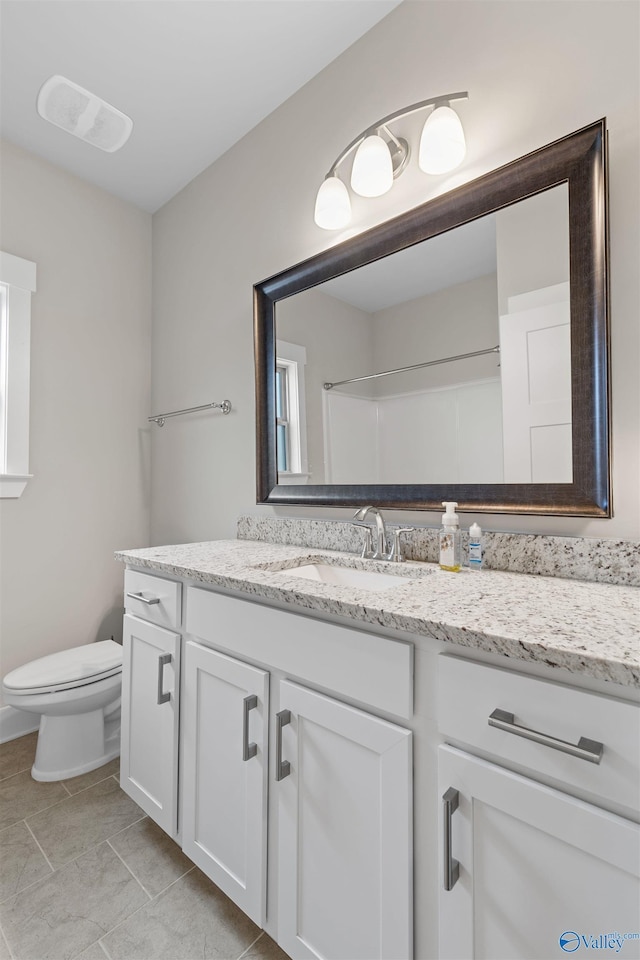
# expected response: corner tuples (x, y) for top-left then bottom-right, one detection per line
(254, 120), (610, 516)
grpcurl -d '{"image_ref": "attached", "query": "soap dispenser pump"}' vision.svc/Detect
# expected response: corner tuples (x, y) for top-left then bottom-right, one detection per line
(439, 501), (461, 572)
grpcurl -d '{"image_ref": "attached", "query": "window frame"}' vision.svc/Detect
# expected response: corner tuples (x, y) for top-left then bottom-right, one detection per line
(0, 251), (37, 498)
(275, 340), (309, 484)
(275, 362), (291, 473)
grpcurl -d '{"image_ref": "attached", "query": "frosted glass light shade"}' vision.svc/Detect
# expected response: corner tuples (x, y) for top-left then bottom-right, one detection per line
(350, 134), (393, 197)
(418, 105), (466, 175)
(314, 176), (351, 230)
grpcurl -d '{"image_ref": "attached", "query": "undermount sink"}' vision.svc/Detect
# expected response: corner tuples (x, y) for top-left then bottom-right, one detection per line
(276, 562), (413, 591)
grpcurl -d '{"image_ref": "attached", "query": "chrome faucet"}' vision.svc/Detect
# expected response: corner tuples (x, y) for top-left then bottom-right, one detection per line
(352, 506), (389, 560)
(352, 507), (414, 562)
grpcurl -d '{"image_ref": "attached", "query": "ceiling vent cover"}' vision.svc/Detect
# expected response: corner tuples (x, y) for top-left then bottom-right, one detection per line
(37, 76), (133, 153)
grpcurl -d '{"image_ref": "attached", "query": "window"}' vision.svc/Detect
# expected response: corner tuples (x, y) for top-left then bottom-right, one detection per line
(275, 340), (309, 483)
(275, 363), (291, 472)
(0, 251), (37, 498)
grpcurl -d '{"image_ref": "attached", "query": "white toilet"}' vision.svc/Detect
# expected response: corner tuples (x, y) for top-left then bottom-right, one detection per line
(2, 640), (123, 782)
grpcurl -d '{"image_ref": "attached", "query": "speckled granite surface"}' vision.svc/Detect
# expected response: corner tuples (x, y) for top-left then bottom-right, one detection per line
(115, 539), (640, 688)
(237, 516), (640, 587)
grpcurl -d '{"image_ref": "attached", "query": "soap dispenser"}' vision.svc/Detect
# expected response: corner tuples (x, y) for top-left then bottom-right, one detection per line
(439, 501), (461, 572)
(468, 522), (483, 571)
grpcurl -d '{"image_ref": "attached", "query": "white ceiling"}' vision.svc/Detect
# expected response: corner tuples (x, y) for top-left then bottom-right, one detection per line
(0, 0), (401, 212)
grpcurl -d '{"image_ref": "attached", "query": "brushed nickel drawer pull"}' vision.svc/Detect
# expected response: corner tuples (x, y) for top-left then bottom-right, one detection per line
(242, 695), (258, 761)
(157, 653), (172, 705)
(488, 708), (604, 764)
(442, 787), (460, 891)
(126, 592), (161, 606)
(275, 709), (291, 781)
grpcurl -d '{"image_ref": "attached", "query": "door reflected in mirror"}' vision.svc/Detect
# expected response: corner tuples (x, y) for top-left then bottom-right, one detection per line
(276, 184), (571, 488)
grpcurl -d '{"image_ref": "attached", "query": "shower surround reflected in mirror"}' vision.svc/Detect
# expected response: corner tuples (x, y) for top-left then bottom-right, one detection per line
(254, 121), (610, 516)
(276, 185), (570, 488)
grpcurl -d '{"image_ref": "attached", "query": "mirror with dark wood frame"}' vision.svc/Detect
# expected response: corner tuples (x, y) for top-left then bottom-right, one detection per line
(254, 120), (610, 516)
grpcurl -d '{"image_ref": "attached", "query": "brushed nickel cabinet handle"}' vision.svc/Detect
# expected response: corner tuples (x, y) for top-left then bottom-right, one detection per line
(243, 695), (258, 761)
(488, 708), (604, 764)
(126, 592), (161, 605)
(157, 653), (172, 705)
(442, 787), (460, 891)
(275, 709), (291, 781)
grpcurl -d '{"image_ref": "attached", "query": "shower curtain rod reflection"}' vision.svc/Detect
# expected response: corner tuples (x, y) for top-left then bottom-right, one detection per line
(323, 345), (500, 391)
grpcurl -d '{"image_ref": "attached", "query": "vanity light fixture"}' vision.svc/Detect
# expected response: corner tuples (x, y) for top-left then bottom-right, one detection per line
(314, 92), (468, 230)
(350, 133), (394, 197)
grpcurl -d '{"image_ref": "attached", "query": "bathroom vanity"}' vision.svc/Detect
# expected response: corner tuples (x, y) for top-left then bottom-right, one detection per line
(116, 539), (640, 960)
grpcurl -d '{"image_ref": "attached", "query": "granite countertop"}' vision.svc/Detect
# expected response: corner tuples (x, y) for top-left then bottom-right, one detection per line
(115, 540), (640, 689)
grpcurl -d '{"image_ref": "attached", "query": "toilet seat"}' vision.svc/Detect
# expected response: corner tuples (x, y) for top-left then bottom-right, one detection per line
(3, 640), (122, 696)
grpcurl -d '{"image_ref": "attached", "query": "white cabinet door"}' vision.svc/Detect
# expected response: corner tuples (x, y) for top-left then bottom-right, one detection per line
(182, 641), (269, 926)
(121, 614), (180, 836)
(277, 679), (413, 960)
(438, 745), (640, 960)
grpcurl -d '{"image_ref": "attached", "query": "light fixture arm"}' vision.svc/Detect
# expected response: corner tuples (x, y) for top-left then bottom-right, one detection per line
(325, 91), (468, 178)
(380, 124), (404, 153)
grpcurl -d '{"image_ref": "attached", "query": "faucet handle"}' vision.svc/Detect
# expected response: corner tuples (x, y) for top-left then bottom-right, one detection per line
(351, 521), (374, 559)
(388, 527), (414, 563)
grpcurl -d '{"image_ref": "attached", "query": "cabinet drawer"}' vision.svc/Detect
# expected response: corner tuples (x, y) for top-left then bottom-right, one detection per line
(124, 569), (182, 630)
(438, 655), (640, 814)
(186, 587), (413, 719)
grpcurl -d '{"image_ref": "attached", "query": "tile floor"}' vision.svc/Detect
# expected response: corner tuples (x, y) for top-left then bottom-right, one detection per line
(0, 733), (289, 960)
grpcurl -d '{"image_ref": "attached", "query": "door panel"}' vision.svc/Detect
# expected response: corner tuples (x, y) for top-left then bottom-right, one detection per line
(277, 679), (412, 960)
(121, 614), (180, 836)
(182, 641), (269, 925)
(500, 285), (571, 483)
(438, 745), (640, 960)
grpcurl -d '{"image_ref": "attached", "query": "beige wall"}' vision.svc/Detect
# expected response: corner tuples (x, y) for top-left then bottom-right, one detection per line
(149, 0), (638, 541)
(0, 140), (152, 694)
(277, 287), (374, 483)
(496, 185), (570, 315)
(372, 274), (499, 396)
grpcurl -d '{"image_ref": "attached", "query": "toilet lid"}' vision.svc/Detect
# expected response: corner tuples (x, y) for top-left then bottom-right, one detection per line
(3, 640), (123, 694)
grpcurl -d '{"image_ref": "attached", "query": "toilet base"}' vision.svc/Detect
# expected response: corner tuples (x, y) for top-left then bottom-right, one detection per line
(31, 707), (121, 782)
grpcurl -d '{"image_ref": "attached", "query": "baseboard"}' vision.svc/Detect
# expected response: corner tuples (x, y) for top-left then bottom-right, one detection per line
(0, 705), (39, 743)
